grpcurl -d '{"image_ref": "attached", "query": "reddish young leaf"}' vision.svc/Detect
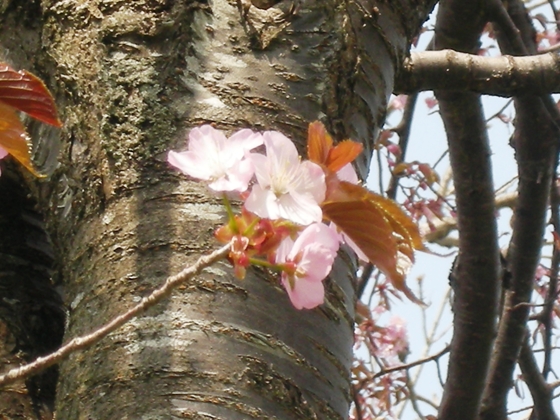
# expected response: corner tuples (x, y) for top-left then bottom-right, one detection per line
(307, 121), (363, 172)
(323, 197), (398, 269)
(0, 64), (62, 127)
(327, 140), (363, 173)
(0, 102), (43, 177)
(367, 190), (424, 251)
(307, 121), (333, 164)
(322, 180), (423, 303)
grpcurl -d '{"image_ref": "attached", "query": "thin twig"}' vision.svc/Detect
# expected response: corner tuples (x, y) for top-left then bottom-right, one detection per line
(372, 345), (450, 379)
(485, 98), (513, 122)
(0, 243), (231, 388)
(387, 93), (419, 199)
(397, 288), (451, 417)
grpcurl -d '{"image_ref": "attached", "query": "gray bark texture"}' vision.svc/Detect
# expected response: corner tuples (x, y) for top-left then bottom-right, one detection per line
(0, 0), (434, 418)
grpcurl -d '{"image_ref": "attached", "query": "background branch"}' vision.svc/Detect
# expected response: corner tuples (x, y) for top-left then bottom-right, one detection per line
(518, 335), (559, 420)
(480, 1), (559, 418)
(434, 2), (500, 419)
(396, 50), (560, 96)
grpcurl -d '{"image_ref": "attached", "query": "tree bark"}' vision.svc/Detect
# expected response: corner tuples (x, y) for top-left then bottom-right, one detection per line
(0, 0), (434, 418)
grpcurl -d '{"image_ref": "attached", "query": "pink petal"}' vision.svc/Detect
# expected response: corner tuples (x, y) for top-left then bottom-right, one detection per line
(263, 131), (300, 168)
(168, 150), (216, 180)
(292, 223), (339, 253)
(282, 274), (325, 310)
(336, 163), (359, 184)
(300, 160), (326, 203)
(229, 129), (263, 151)
(276, 237), (294, 263)
(188, 125), (227, 156)
(249, 152), (271, 188)
(276, 193), (322, 225)
(245, 184), (275, 218)
(296, 246), (337, 282)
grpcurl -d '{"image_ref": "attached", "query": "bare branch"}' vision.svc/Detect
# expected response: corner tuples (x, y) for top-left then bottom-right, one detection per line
(480, 1), (559, 418)
(373, 345), (450, 379)
(396, 50), (560, 97)
(387, 93), (419, 198)
(0, 243), (231, 388)
(434, 2), (501, 419)
(518, 336), (559, 420)
(423, 192), (516, 246)
(542, 183), (560, 379)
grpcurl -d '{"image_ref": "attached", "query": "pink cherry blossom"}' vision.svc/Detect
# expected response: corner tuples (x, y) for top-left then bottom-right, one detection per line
(168, 125), (263, 192)
(276, 223), (339, 309)
(373, 316), (409, 359)
(245, 131), (326, 225)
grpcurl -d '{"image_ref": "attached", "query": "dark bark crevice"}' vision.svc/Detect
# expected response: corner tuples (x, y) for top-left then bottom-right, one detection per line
(0, 166), (65, 419)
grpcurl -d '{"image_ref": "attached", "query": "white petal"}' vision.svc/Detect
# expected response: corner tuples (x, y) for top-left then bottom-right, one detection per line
(249, 152), (271, 188)
(245, 184), (274, 219)
(168, 150), (215, 180)
(299, 161), (326, 203)
(282, 192), (323, 225)
(229, 129), (263, 152)
(263, 131), (300, 169)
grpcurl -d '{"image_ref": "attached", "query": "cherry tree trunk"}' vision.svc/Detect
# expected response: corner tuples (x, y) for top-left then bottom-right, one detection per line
(0, 0), (434, 418)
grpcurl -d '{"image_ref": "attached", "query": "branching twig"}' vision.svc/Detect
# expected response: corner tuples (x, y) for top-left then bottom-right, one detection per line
(372, 345), (450, 379)
(480, 1), (560, 418)
(0, 243), (231, 388)
(387, 93), (419, 199)
(518, 334), (560, 420)
(359, 93), (420, 298)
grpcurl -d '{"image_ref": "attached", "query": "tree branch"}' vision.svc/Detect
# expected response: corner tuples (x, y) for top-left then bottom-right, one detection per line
(518, 335), (559, 420)
(396, 50), (560, 97)
(541, 183), (560, 380)
(434, 2), (501, 420)
(372, 345), (450, 379)
(480, 1), (560, 418)
(0, 243), (231, 388)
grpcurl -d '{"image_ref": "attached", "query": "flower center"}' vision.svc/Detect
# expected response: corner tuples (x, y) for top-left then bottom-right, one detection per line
(270, 161), (295, 197)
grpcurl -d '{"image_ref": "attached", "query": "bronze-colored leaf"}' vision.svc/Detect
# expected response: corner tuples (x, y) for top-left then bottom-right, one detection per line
(0, 64), (62, 127)
(0, 102), (43, 176)
(322, 180), (423, 303)
(323, 198), (398, 272)
(327, 140), (363, 173)
(368, 190), (424, 250)
(307, 121), (363, 173)
(307, 121), (332, 165)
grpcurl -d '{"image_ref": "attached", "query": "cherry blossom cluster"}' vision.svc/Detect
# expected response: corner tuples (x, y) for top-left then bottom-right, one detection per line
(168, 125), (356, 310)
(352, 305), (410, 419)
